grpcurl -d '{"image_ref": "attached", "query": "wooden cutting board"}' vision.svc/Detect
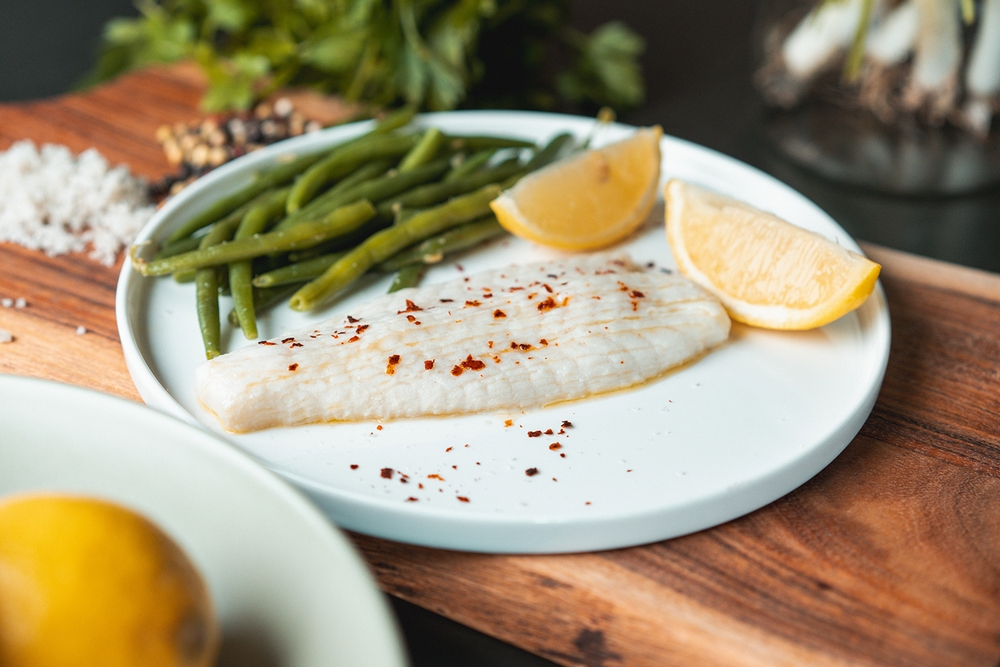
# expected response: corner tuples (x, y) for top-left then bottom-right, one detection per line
(1, 65), (998, 667)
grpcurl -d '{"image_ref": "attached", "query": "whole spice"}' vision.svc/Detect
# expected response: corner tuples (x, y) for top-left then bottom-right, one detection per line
(150, 98), (327, 199)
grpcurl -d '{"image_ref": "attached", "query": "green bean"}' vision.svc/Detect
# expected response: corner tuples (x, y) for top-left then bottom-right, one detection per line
(379, 216), (507, 272)
(286, 133), (420, 213)
(229, 187), (291, 339)
(398, 127), (444, 172)
(388, 263), (426, 293)
(444, 149), (496, 182)
(253, 251), (348, 288)
(446, 135), (535, 151)
(373, 104), (418, 134)
(166, 150), (326, 243)
(226, 284), (301, 328)
(194, 212), (239, 360)
(155, 234), (201, 260)
(289, 184), (501, 311)
(134, 200), (377, 276)
(268, 159), (393, 234)
(526, 132), (576, 170)
(377, 157), (523, 217)
(273, 157), (449, 234)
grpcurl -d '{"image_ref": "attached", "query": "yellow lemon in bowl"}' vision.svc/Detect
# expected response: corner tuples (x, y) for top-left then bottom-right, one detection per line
(490, 126), (662, 251)
(665, 179), (881, 330)
(0, 493), (220, 667)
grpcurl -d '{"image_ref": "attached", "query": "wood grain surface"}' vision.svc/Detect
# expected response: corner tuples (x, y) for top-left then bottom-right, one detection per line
(1, 66), (998, 667)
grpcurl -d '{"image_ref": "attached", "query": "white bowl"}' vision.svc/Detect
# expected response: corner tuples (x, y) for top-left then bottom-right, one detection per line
(0, 374), (409, 667)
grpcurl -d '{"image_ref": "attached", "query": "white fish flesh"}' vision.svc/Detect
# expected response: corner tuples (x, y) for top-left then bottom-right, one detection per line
(194, 254), (730, 432)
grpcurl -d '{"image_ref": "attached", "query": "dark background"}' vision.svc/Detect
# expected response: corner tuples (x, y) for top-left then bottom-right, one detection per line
(1, 2), (998, 665)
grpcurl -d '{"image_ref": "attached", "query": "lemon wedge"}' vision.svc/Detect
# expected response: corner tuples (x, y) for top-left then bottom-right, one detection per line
(665, 179), (880, 330)
(491, 126), (662, 251)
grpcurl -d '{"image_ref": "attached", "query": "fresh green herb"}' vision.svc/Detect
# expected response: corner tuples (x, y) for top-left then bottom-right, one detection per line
(85, 0), (645, 114)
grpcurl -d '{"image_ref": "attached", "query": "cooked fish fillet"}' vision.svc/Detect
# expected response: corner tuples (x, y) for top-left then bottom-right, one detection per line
(195, 253), (730, 432)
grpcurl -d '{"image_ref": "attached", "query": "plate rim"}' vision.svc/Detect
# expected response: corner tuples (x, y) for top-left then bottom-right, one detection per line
(116, 110), (892, 553)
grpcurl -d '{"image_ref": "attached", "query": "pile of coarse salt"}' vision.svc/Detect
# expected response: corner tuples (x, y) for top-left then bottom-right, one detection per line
(0, 140), (155, 266)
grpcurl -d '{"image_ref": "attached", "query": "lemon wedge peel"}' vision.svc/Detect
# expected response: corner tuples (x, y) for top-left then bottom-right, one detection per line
(665, 179), (881, 330)
(491, 126), (663, 252)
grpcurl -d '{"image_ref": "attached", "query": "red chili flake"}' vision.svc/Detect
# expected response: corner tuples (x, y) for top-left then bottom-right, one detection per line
(406, 314), (416, 322)
(539, 339), (548, 346)
(586, 501), (591, 505)
(465, 300), (481, 307)
(406, 497), (419, 502)
(509, 286), (524, 291)
(483, 292), (493, 298)
(440, 298), (454, 303)
(558, 429), (565, 435)
(493, 309), (506, 318)
(258, 340), (277, 346)
(386, 354), (401, 375)
(632, 302), (639, 312)
(544, 429), (554, 435)
(348, 336), (360, 343)
(460, 355), (486, 371)
(618, 281), (629, 292)
(451, 465), (457, 470)
(504, 419), (513, 427)
(347, 315), (360, 323)
(629, 290), (645, 299)
(424, 359), (435, 370)
(542, 283), (553, 293)
(428, 474), (445, 481)
(281, 337), (295, 344)
(418, 483), (424, 489)
(457, 496), (470, 503)
(537, 296), (557, 311)
(446, 446), (453, 452)
(518, 343), (532, 351)
(288, 363), (299, 371)
(561, 420), (573, 428)
(377, 425), (383, 431)
(525, 468), (539, 477)
(400, 477), (409, 484)
(455, 264), (464, 272)
(398, 299), (423, 314)
(549, 443), (562, 450)
(450, 365), (464, 376)
(356, 324), (370, 333)
(527, 430), (542, 438)
(381, 468), (394, 479)
(560, 453), (566, 458)
(350, 464), (359, 469)
(492, 355), (501, 363)
(290, 342), (304, 348)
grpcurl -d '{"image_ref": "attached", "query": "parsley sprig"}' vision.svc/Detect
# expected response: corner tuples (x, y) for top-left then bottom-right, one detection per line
(86, 0), (646, 113)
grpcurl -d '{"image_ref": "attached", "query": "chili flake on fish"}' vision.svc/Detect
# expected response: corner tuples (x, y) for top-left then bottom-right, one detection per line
(194, 253), (730, 432)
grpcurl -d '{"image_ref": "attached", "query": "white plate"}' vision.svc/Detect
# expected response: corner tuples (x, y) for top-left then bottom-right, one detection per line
(117, 111), (891, 554)
(0, 374), (408, 667)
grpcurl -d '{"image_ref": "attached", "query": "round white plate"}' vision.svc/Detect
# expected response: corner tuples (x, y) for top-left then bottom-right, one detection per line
(0, 374), (408, 667)
(117, 111), (891, 554)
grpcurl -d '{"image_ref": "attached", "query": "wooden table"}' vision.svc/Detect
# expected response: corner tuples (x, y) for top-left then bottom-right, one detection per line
(2, 66), (999, 667)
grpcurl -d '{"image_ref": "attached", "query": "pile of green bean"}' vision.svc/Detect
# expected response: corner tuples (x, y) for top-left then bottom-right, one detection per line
(131, 107), (577, 359)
